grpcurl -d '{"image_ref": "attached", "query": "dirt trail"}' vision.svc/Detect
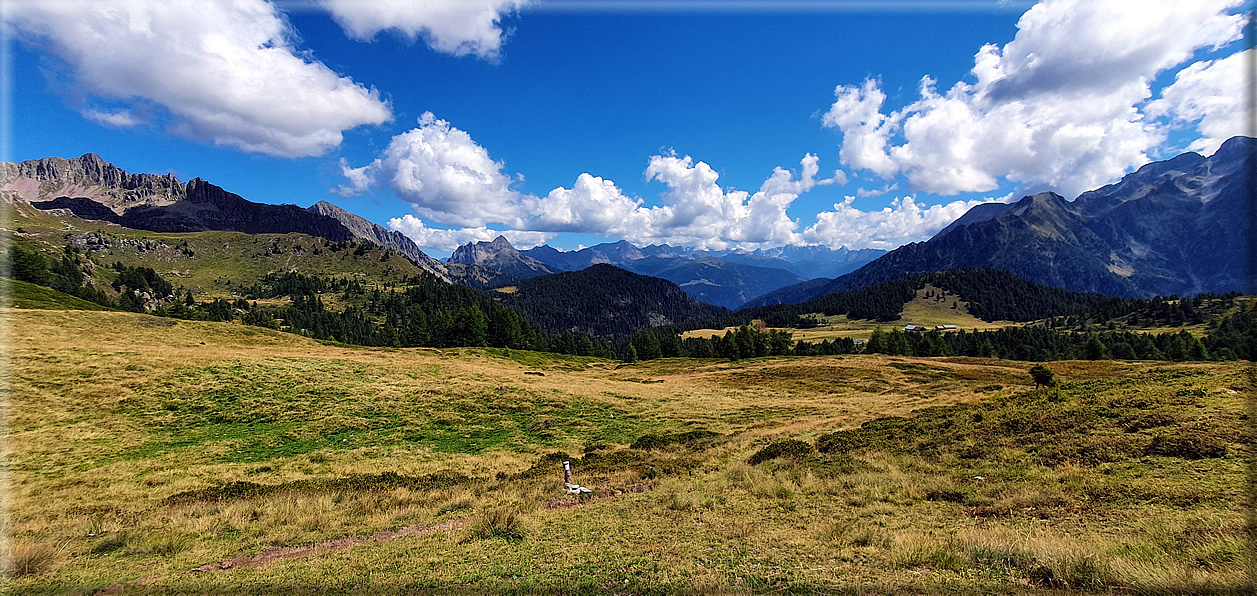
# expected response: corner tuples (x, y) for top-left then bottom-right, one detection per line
(95, 518), (468, 595)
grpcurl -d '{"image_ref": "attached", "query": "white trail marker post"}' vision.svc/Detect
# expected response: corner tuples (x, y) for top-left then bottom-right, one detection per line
(563, 460), (591, 494)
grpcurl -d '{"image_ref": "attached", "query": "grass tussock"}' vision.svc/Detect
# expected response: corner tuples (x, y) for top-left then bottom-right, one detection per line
(436, 496), (475, 516)
(6, 543), (60, 578)
(465, 507), (527, 543)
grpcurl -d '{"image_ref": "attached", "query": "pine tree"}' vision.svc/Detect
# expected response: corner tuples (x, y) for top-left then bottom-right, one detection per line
(866, 327), (884, 354)
(1029, 364), (1056, 389)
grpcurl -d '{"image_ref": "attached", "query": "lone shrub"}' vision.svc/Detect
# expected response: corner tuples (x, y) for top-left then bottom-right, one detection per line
(1029, 364), (1057, 389)
(748, 439), (814, 465)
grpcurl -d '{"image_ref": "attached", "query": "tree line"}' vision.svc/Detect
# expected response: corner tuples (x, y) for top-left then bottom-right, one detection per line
(210, 271), (618, 356)
(8, 244), (1256, 364)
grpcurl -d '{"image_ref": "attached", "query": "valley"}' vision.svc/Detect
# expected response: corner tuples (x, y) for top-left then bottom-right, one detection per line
(7, 2), (1255, 593)
(4, 142), (1255, 594)
(683, 284), (1020, 344)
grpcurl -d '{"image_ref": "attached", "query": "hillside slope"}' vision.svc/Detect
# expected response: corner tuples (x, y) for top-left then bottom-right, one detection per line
(2, 153), (446, 277)
(500, 264), (729, 337)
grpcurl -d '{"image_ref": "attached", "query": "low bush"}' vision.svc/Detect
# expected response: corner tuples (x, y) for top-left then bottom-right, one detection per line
(748, 439), (814, 465)
(1145, 427), (1229, 459)
(631, 429), (720, 450)
(815, 430), (869, 454)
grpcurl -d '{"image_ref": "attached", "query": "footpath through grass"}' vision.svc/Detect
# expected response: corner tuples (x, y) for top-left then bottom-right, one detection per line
(6, 308), (1253, 594)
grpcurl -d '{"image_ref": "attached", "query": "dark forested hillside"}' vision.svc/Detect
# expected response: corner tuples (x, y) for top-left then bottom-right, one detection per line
(735, 269), (1118, 325)
(499, 264), (729, 337)
(232, 271), (616, 355)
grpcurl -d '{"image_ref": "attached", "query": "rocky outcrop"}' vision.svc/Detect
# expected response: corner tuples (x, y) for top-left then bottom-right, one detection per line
(2, 153), (185, 211)
(3, 153), (453, 279)
(308, 201), (450, 281)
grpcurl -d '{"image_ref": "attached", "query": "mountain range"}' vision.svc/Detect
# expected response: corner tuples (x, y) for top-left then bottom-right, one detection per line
(5, 137), (1252, 312)
(443, 237), (881, 308)
(747, 136), (1254, 306)
(4, 154), (454, 281)
(1, 153), (869, 307)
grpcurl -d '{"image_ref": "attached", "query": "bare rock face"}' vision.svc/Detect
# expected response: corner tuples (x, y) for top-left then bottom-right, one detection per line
(2, 153), (449, 279)
(307, 201), (449, 282)
(448, 235), (554, 282)
(2, 153), (185, 212)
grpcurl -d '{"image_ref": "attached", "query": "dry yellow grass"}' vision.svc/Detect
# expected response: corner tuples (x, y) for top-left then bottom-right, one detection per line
(6, 307), (1251, 593)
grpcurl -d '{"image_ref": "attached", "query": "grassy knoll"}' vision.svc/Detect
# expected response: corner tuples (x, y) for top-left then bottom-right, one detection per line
(5, 307), (1253, 593)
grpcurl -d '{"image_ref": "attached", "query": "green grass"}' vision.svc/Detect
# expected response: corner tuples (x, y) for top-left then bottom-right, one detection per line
(4, 201), (428, 299)
(8, 308), (1253, 594)
(7, 278), (114, 310)
(683, 285), (1017, 343)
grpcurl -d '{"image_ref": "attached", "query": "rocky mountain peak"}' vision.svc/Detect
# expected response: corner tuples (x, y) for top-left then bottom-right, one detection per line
(806, 136), (1254, 299)
(449, 235), (552, 280)
(3, 153), (187, 210)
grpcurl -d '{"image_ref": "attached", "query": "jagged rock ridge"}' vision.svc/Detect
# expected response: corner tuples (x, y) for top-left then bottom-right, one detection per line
(448, 236), (554, 281)
(307, 201), (448, 281)
(2, 153), (446, 278)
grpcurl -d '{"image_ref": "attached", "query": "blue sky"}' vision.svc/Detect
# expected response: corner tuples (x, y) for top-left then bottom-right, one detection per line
(4, 0), (1252, 256)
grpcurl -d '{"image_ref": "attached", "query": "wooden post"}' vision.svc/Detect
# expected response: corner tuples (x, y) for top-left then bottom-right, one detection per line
(563, 460), (573, 484)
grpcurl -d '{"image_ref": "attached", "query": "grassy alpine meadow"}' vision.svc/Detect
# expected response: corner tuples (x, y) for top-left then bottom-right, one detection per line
(5, 306), (1255, 594)
(682, 285), (1019, 344)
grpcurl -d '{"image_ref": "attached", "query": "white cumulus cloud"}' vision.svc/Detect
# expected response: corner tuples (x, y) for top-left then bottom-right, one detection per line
(4, 0), (393, 157)
(823, 0), (1247, 198)
(339, 113), (849, 250)
(320, 0), (526, 59)
(1147, 48), (1255, 154)
(802, 194), (1012, 251)
(339, 112), (524, 227)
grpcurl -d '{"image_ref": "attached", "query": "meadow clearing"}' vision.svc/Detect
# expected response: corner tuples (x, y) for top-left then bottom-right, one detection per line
(4, 307), (1253, 594)
(682, 285), (1021, 343)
